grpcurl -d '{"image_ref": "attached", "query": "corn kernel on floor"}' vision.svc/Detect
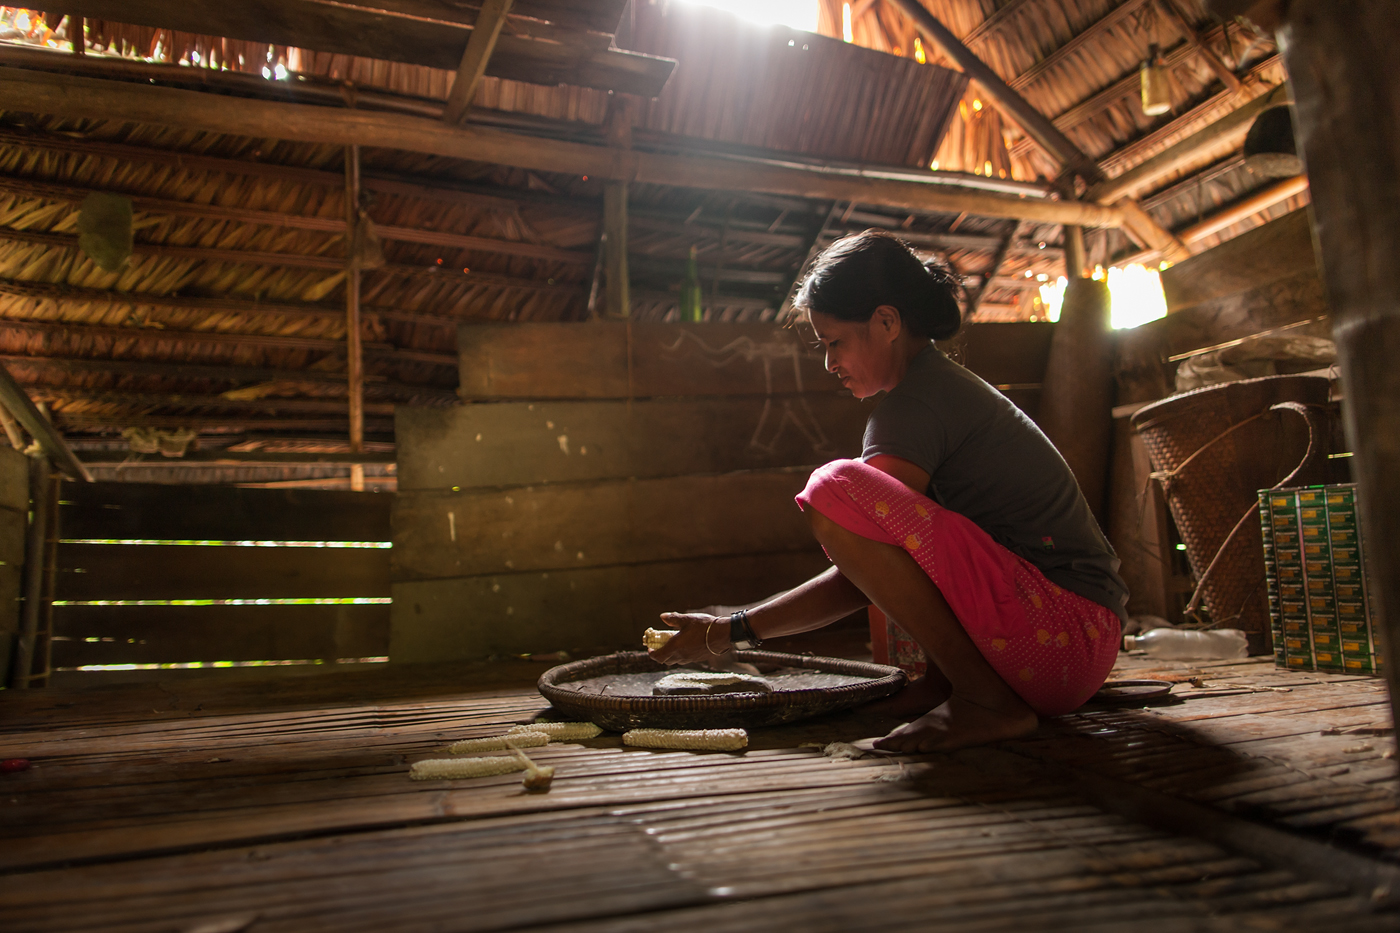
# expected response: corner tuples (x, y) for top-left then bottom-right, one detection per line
(0, 654), (1396, 932)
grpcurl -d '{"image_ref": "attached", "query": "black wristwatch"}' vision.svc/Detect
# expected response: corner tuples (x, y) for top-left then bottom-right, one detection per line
(730, 609), (762, 650)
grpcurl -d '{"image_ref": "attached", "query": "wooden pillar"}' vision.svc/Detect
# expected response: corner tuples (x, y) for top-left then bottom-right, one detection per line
(345, 145), (365, 491)
(603, 98), (633, 319)
(8, 456), (48, 689)
(1266, 0), (1400, 720)
(1064, 225), (1087, 280)
(1039, 278), (1114, 523)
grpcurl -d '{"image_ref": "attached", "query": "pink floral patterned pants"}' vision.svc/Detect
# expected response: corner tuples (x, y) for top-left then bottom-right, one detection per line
(797, 459), (1120, 716)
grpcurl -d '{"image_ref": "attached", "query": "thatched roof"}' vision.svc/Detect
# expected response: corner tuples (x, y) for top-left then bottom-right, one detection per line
(0, 1), (1300, 487)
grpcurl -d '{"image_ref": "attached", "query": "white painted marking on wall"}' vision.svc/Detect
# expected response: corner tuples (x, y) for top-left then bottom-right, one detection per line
(448, 511), (456, 542)
(557, 435), (570, 455)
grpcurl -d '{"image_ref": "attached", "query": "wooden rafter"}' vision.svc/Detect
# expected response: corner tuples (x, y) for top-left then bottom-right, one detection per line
(881, 2), (1188, 261)
(2, 354), (456, 400)
(1157, 0), (1242, 92)
(0, 174), (590, 264)
(1009, 0), (1156, 92)
(442, 0), (515, 125)
(0, 319), (457, 368)
(0, 67), (1126, 229)
(59, 0), (672, 97)
(1088, 83), (1289, 203)
(0, 279), (528, 330)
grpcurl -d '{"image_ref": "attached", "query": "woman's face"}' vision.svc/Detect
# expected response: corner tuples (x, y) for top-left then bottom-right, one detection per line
(807, 308), (903, 399)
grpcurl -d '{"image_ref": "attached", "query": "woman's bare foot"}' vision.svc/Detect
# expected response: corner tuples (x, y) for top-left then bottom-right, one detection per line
(873, 694), (1038, 754)
(858, 670), (952, 719)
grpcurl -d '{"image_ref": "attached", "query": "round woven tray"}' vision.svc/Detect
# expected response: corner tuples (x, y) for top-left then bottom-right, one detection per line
(537, 651), (907, 731)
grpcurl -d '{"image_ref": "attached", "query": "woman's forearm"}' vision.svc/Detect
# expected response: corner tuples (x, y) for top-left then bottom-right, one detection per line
(745, 566), (869, 640)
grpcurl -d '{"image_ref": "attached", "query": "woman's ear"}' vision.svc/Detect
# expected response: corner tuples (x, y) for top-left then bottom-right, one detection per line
(871, 304), (903, 342)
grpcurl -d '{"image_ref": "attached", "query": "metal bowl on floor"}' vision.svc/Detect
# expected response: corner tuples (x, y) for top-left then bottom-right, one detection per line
(538, 650), (907, 731)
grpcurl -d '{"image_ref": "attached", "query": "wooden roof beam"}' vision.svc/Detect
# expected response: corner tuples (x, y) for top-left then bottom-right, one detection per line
(60, 0), (674, 97)
(1157, 0), (1242, 93)
(0, 174), (591, 265)
(0, 279), (491, 330)
(0, 67), (1126, 229)
(1088, 83), (1289, 204)
(0, 359), (92, 480)
(0, 319), (458, 368)
(442, 0), (514, 126)
(885, 0), (1103, 181)
(32, 389), (398, 418)
(0, 227), (590, 293)
(1176, 175), (1309, 245)
(881, 2), (1188, 261)
(1, 354), (457, 401)
(1008, 0), (1156, 93)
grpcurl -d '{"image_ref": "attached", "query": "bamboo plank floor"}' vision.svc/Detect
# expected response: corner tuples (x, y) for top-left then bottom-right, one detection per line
(1, 654), (1396, 932)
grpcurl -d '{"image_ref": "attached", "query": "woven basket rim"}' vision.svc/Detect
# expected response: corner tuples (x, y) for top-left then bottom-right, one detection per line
(537, 650), (906, 718)
(1130, 374), (1329, 431)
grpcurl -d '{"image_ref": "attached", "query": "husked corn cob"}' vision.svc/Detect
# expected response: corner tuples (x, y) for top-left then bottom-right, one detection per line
(623, 728), (748, 751)
(643, 627), (676, 651)
(509, 747), (556, 792)
(446, 731), (549, 754)
(508, 722), (603, 741)
(410, 756), (527, 781)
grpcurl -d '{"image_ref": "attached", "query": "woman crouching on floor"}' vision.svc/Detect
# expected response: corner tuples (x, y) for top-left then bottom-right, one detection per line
(649, 230), (1129, 753)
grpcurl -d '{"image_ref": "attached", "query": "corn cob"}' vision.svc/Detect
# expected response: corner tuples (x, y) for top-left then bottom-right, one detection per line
(446, 731), (549, 754)
(623, 728), (748, 751)
(508, 722), (603, 741)
(509, 747), (556, 792)
(653, 671), (772, 695)
(410, 756), (527, 781)
(643, 627), (676, 651)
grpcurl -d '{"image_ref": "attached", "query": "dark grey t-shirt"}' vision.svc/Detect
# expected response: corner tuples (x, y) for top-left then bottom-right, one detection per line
(863, 344), (1129, 622)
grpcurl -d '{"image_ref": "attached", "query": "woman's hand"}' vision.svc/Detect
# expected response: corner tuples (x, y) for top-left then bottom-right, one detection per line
(648, 612), (730, 666)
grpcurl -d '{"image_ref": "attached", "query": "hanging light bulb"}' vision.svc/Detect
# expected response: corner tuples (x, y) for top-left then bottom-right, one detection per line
(1140, 44), (1172, 116)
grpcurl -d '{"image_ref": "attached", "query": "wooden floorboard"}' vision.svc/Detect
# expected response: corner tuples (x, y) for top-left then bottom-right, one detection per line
(1, 655), (1396, 931)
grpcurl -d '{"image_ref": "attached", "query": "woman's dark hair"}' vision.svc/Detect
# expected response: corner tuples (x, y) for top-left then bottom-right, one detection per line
(793, 230), (963, 340)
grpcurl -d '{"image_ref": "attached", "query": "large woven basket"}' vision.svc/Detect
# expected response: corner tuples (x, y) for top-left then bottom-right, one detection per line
(538, 650), (906, 731)
(1131, 375), (1332, 649)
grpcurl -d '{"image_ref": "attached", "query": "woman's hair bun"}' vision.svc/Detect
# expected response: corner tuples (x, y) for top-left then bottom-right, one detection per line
(793, 230), (963, 340)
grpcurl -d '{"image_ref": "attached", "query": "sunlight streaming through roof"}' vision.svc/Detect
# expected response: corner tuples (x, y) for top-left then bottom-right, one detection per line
(680, 0), (820, 32)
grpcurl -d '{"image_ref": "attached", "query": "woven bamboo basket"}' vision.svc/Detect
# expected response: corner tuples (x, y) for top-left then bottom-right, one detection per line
(1131, 375), (1332, 650)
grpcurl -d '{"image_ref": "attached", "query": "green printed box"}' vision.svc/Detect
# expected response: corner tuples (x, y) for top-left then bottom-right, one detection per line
(1259, 484), (1382, 675)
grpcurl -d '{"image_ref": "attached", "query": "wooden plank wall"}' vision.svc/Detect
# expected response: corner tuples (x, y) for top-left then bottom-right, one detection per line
(390, 320), (1054, 662)
(0, 446), (26, 680)
(52, 483), (392, 680)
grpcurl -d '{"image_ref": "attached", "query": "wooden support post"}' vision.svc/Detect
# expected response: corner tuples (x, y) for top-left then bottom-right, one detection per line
(441, 0), (513, 125)
(345, 145), (365, 492)
(8, 456), (48, 689)
(1064, 225), (1088, 280)
(603, 184), (630, 318)
(1249, 0), (1400, 726)
(1039, 279), (1114, 522)
(602, 98), (633, 319)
